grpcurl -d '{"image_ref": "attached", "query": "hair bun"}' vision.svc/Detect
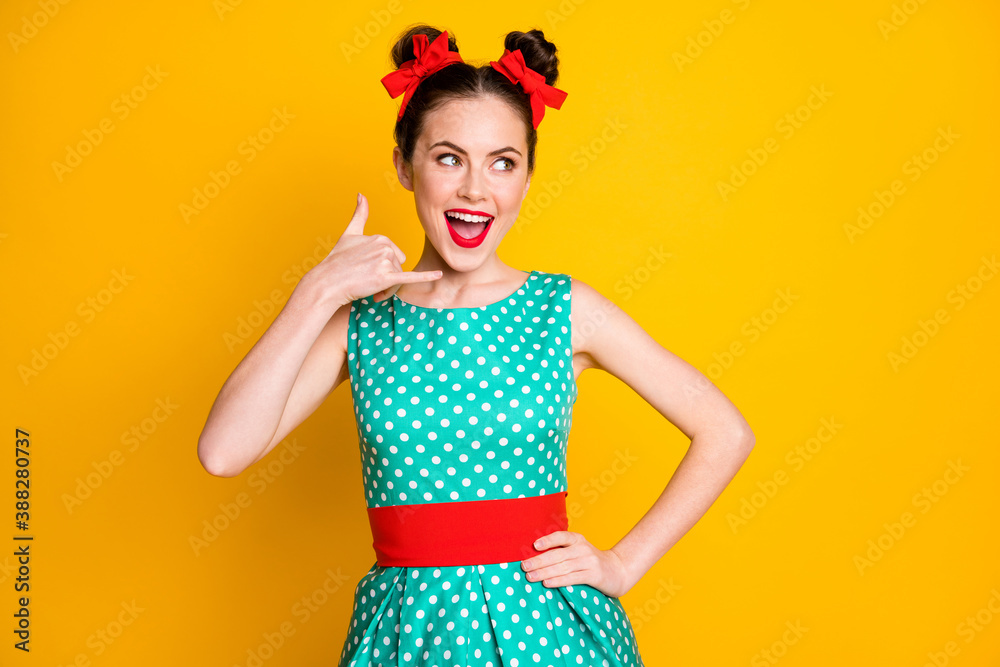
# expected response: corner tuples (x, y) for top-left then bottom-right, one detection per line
(390, 24), (461, 70)
(503, 29), (560, 86)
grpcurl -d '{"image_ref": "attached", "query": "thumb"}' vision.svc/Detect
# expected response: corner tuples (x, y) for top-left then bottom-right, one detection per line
(344, 192), (369, 236)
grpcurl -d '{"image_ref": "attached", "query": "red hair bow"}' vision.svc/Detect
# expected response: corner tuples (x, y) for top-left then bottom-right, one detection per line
(381, 31), (464, 121)
(490, 48), (568, 129)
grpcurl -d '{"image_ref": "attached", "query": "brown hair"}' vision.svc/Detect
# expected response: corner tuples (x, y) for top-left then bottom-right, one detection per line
(387, 24), (562, 176)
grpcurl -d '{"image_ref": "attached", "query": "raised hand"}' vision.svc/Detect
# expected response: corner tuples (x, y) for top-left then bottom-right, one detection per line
(296, 192), (443, 311)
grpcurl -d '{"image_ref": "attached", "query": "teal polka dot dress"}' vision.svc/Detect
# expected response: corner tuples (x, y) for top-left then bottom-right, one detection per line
(338, 270), (644, 667)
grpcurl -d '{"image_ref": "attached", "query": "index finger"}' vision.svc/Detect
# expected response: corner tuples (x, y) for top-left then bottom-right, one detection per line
(388, 269), (444, 284)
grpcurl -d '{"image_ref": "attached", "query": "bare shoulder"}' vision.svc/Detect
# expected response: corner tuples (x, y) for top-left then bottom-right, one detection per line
(569, 275), (626, 375)
(568, 273), (665, 375)
(568, 274), (754, 443)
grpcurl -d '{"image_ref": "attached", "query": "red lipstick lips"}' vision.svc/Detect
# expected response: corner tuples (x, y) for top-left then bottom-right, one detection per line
(444, 209), (494, 249)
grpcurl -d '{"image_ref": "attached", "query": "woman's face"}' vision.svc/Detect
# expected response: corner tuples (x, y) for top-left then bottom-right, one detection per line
(394, 96), (531, 271)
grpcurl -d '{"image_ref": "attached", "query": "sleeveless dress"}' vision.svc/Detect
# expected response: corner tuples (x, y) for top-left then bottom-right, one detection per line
(339, 269), (644, 667)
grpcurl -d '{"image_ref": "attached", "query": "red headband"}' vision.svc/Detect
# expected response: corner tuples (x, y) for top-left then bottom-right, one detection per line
(381, 31), (568, 128)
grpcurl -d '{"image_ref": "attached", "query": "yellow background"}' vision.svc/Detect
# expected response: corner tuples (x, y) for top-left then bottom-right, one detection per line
(3, 0), (998, 664)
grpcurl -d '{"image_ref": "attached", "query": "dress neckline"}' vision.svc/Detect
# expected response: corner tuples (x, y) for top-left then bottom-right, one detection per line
(393, 270), (535, 311)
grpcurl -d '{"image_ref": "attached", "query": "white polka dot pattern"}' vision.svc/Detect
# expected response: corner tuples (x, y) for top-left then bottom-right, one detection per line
(338, 271), (644, 666)
(338, 563), (643, 667)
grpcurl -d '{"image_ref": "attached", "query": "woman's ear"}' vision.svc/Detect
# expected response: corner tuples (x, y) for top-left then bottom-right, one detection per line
(392, 146), (414, 192)
(521, 173), (531, 201)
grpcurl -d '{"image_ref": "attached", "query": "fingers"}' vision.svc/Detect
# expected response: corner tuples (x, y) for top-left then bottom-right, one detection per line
(373, 254), (406, 302)
(522, 545), (571, 571)
(522, 532), (585, 572)
(372, 261), (402, 303)
(366, 232), (406, 265)
(375, 269), (443, 303)
(392, 269), (444, 284)
(382, 258), (403, 302)
(521, 539), (605, 586)
(535, 531), (576, 550)
(524, 556), (586, 586)
(390, 239), (405, 265)
(344, 192), (369, 236)
(344, 193), (410, 265)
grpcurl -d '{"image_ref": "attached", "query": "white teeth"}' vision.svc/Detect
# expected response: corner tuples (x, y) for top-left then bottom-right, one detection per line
(445, 211), (492, 223)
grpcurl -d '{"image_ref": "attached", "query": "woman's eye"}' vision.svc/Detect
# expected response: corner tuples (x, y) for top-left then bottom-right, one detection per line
(437, 154), (516, 170)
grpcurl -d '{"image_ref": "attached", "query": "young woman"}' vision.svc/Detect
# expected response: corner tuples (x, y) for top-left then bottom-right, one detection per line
(198, 24), (755, 667)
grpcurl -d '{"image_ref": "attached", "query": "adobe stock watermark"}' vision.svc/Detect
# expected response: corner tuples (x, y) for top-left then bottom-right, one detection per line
(223, 235), (336, 352)
(17, 268), (134, 386)
(611, 245), (672, 300)
(514, 115), (628, 235)
(726, 416), (842, 534)
(0, 557), (16, 586)
(717, 85), (832, 201)
(62, 398), (180, 514)
(853, 459), (969, 576)
(844, 126), (959, 243)
(55, 600), (145, 665)
(919, 588), (1000, 666)
(52, 66), (169, 183)
(750, 619), (808, 666)
(672, 0), (753, 72)
(886, 254), (996, 372)
(543, 0), (590, 30)
(683, 287), (799, 399)
(179, 107), (294, 223)
(626, 577), (682, 634)
(569, 448), (640, 518)
(877, 0), (932, 40)
(7, 0), (73, 54)
(571, 245), (671, 344)
(233, 567), (352, 667)
(189, 438), (306, 556)
(213, 0), (245, 20)
(340, 0), (404, 63)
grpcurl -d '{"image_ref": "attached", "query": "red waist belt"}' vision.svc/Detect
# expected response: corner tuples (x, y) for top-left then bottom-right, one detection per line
(367, 491), (569, 567)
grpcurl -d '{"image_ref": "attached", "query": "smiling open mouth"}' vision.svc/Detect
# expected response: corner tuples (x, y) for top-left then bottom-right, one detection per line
(444, 210), (494, 248)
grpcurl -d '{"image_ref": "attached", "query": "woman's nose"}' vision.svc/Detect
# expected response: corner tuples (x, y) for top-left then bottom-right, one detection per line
(459, 169), (486, 201)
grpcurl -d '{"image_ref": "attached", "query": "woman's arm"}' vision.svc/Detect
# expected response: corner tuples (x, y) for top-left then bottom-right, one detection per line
(572, 277), (756, 590)
(196, 287), (351, 478)
(197, 192), (442, 478)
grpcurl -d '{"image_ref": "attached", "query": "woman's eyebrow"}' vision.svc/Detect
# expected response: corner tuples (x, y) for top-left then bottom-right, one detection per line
(429, 140), (523, 158)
